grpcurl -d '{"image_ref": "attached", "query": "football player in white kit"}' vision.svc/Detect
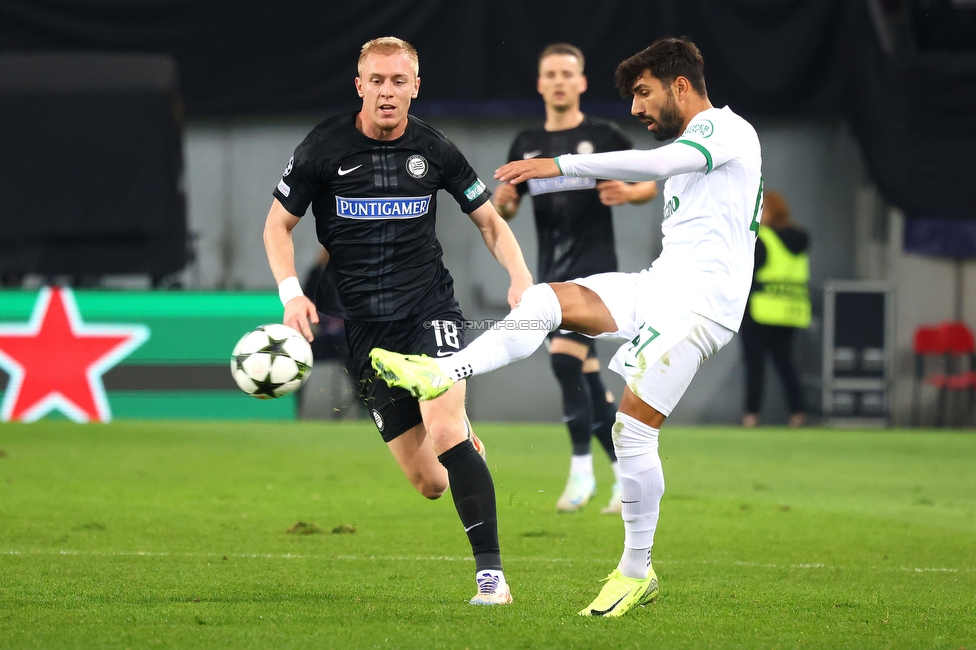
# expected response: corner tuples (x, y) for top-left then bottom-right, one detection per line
(371, 36), (763, 618)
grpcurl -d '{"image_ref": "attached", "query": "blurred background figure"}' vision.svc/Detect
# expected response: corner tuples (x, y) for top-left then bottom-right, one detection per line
(493, 43), (657, 514)
(296, 247), (361, 420)
(741, 191), (811, 428)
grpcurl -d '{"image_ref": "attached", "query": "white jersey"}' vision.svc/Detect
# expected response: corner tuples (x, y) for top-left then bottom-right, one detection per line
(653, 106), (762, 330)
(556, 105), (763, 331)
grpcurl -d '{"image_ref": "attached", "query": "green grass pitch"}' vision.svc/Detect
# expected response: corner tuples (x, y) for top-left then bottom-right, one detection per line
(1, 420), (974, 649)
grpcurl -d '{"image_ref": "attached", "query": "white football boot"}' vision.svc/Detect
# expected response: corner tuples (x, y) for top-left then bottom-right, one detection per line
(469, 571), (513, 605)
(556, 473), (597, 512)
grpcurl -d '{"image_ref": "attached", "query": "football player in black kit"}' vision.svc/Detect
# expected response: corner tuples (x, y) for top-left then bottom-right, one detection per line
(494, 44), (657, 514)
(263, 37), (532, 605)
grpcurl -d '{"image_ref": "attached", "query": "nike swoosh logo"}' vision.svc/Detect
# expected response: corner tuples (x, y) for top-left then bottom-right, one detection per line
(436, 349), (455, 357)
(590, 594), (628, 616)
(337, 165), (363, 176)
(464, 521), (484, 533)
(523, 150), (542, 160)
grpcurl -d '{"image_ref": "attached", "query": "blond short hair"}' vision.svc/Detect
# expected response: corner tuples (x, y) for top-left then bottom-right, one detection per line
(359, 37), (419, 77)
(539, 43), (585, 73)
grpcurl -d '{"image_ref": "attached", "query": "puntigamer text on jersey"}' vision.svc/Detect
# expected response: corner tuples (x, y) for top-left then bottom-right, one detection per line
(335, 196), (432, 219)
(527, 176), (598, 196)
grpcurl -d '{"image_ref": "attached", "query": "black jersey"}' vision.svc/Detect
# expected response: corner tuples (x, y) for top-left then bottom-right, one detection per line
(273, 112), (491, 321)
(508, 116), (633, 283)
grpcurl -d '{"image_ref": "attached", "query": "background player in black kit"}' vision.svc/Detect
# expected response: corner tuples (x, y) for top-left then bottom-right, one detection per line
(263, 37), (532, 605)
(494, 44), (657, 514)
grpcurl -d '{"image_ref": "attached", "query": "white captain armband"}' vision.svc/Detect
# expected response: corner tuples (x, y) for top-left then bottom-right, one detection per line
(277, 276), (304, 307)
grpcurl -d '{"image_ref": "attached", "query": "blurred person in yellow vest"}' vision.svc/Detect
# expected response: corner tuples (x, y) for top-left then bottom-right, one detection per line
(740, 190), (810, 428)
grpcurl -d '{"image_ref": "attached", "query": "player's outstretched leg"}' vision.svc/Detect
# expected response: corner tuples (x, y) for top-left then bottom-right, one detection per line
(371, 283), (562, 397)
(370, 349), (455, 401)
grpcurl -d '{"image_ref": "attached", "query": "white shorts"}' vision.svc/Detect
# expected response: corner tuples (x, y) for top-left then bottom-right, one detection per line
(570, 270), (735, 416)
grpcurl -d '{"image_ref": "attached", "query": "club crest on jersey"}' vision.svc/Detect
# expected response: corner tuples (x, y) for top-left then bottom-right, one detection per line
(283, 156), (294, 176)
(576, 140), (594, 154)
(335, 195), (431, 219)
(406, 154), (428, 178)
(683, 119), (714, 138)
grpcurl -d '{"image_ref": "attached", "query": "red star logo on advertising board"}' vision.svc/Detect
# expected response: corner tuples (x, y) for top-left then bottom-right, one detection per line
(0, 287), (149, 423)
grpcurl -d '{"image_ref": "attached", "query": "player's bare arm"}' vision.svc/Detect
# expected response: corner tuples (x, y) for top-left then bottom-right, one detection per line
(597, 180), (658, 207)
(494, 158), (561, 185)
(467, 201), (534, 307)
(492, 182), (521, 221)
(263, 198), (319, 341)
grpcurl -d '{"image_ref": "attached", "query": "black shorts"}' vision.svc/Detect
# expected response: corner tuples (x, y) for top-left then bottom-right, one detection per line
(547, 330), (598, 358)
(345, 303), (466, 442)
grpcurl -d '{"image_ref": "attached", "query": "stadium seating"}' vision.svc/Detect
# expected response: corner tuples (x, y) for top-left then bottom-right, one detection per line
(911, 321), (976, 427)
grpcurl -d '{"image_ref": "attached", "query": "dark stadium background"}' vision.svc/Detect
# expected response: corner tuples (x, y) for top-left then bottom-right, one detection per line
(0, 0), (973, 426)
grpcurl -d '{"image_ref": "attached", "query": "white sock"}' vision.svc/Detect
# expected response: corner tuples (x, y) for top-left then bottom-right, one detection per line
(570, 453), (594, 476)
(611, 461), (621, 484)
(613, 413), (665, 580)
(620, 546), (652, 579)
(436, 283), (561, 382)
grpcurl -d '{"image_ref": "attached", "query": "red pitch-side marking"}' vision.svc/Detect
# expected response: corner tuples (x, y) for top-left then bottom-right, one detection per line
(0, 287), (149, 422)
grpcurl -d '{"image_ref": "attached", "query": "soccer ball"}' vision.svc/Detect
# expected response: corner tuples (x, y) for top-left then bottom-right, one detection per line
(231, 324), (313, 399)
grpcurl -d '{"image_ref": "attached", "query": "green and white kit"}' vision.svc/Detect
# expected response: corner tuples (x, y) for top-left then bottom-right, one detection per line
(556, 105), (763, 413)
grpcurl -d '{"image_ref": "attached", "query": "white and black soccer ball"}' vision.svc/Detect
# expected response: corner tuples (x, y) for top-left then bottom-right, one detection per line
(231, 324), (313, 399)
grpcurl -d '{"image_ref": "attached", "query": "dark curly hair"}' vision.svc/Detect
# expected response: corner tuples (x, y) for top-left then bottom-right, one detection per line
(615, 37), (707, 98)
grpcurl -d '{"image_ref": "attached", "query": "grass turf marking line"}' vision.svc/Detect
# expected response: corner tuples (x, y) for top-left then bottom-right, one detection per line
(732, 560), (963, 573)
(1, 549), (969, 574)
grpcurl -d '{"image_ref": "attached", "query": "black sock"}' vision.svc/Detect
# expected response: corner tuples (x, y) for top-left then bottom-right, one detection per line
(438, 440), (502, 572)
(585, 370), (618, 462)
(550, 353), (593, 456)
